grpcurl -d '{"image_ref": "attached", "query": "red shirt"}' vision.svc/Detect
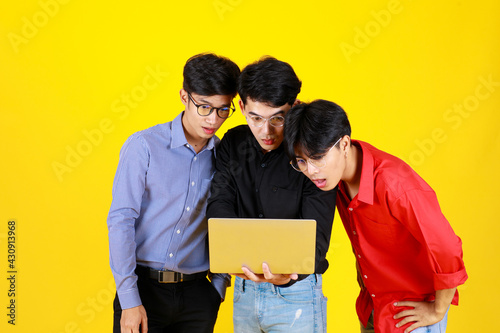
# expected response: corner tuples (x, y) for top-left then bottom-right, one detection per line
(337, 140), (468, 332)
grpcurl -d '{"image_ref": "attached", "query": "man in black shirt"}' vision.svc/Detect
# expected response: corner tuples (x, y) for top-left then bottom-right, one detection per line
(207, 57), (337, 332)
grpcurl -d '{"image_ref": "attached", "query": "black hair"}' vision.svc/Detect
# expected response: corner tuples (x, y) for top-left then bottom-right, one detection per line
(284, 99), (351, 159)
(238, 56), (301, 107)
(183, 53), (240, 96)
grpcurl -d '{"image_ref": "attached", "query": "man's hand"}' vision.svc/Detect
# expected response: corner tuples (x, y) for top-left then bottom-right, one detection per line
(394, 287), (455, 333)
(232, 262), (298, 285)
(121, 305), (148, 333)
(393, 301), (445, 333)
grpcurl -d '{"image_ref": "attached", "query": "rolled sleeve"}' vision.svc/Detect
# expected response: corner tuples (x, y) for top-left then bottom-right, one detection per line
(391, 189), (468, 290)
(434, 267), (468, 290)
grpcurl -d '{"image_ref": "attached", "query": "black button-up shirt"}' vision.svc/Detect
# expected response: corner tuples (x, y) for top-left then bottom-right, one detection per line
(207, 125), (337, 274)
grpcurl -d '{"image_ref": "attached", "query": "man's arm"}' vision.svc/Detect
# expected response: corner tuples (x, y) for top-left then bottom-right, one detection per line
(210, 273), (232, 301)
(390, 189), (468, 290)
(107, 135), (149, 329)
(389, 188), (467, 332)
(300, 176), (337, 272)
(206, 133), (238, 218)
(394, 287), (456, 333)
(205, 133), (240, 295)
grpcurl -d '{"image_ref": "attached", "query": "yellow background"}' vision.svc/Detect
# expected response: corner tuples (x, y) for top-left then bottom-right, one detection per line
(1, 0), (499, 332)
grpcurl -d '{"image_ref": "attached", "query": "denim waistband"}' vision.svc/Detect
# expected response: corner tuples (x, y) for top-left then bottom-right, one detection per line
(234, 274), (321, 292)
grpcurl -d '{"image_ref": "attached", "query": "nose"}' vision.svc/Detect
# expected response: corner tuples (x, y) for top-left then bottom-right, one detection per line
(262, 120), (273, 134)
(306, 161), (319, 175)
(205, 110), (218, 124)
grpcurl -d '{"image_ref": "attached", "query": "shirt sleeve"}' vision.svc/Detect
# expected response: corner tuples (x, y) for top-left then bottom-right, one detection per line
(107, 134), (149, 309)
(206, 134), (238, 218)
(300, 178), (337, 272)
(389, 188), (468, 291)
(205, 135), (238, 297)
(210, 273), (231, 300)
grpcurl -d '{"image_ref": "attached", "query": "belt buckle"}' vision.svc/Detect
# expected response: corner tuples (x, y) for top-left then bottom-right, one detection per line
(158, 271), (182, 283)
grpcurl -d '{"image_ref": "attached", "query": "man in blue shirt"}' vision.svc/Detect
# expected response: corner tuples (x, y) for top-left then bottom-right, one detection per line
(107, 53), (240, 333)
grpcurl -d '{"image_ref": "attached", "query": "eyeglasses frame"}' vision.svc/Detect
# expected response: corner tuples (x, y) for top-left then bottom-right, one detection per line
(290, 136), (343, 172)
(187, 92), (235, 119)
(247, 114), (285, 128)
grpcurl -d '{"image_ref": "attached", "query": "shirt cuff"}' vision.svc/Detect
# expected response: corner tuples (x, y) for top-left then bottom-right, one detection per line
(211, 273), (231, 300)
(433, 267), (468, 290)
(276, 274), (309, 288)
(117, 288), (142, 310)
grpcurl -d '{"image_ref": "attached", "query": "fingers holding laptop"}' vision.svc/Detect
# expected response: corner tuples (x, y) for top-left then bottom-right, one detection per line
(261, 262), (298, 284)
(235, 263), (298, 285)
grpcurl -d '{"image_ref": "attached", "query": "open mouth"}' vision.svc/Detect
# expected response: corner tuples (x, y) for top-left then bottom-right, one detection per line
(262, 138), (275, 145)
(311, 178), (327, 188)
(203, 127), (216, 135)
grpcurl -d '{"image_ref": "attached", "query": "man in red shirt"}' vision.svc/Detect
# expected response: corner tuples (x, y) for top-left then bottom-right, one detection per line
(283, 99), (468, 333)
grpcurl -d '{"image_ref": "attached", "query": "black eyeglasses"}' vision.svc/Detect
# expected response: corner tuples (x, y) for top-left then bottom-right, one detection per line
(290, 136), (343, 172)
(187, 92), (235, 119)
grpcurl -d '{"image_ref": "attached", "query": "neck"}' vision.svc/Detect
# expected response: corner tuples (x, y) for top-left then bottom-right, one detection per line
(261, 148), (272, 154)
(181, 118), (209, 154)
(186, 135), (209, 153)
(342, 144), (362, 199)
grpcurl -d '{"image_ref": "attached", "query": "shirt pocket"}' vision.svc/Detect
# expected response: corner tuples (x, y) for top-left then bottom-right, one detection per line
(264, 186), (299, 218)
(357, 216), (399, 247)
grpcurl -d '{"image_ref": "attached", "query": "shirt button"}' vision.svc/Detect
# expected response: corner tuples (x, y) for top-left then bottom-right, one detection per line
(255, 188), (259, 193)
(353, 230), (357, 235)
(186, 207), (190, 212)
(258, 214), (263, 218)
(371, 294), (375, 297)
(186, 144), (190, 148)
(358, 254), (361, 258)
(176, 230), (181, 234)
(364, 275), (368, 279)
(349, 208), (353, 211)
(191, 181), (195, 186)
(193, 156), (197, 161)
(169, 253), (173, 258)
(261, 163), (266, 168)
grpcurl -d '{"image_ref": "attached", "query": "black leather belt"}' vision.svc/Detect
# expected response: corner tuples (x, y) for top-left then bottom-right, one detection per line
(137, 265), (207, 283)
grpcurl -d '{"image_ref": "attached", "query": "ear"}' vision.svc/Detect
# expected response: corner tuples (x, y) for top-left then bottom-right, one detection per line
(180, 89), (189, 107)
(292, 99), (301, 107)
(341, 136), (351, 154)
(239, 99), (245, 116)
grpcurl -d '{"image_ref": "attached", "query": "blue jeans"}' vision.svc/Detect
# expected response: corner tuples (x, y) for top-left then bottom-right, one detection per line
(233, 274), (327, 333)
(360, 308), (449, 333)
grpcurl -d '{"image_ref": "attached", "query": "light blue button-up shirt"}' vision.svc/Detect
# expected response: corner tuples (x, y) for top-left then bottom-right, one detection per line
(107, 112), (228, 309)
